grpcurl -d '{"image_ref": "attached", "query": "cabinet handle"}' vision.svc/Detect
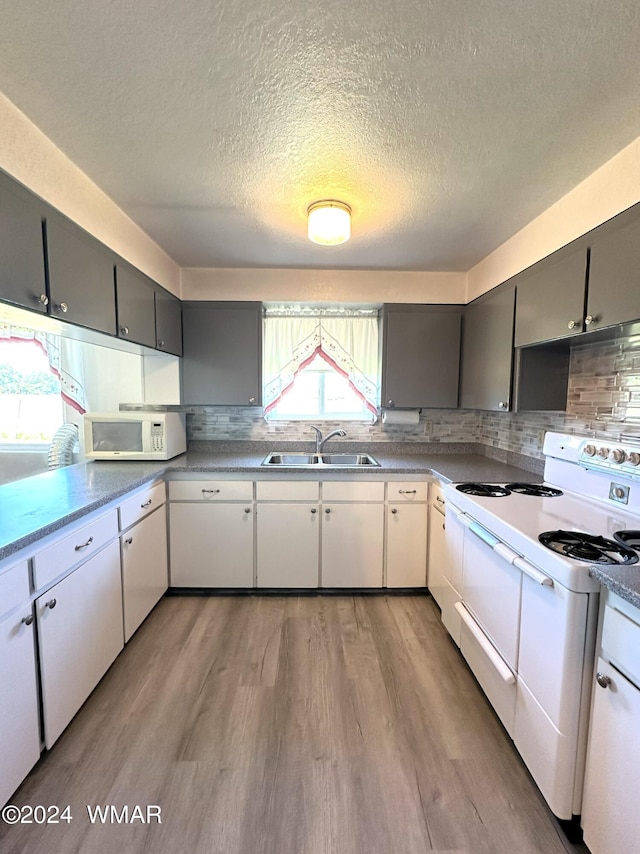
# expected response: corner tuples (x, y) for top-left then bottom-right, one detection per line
(202, 488), (220, 494)
(596, 672), (612, 689)
(498, 401), (508, 409)
(387, 399), (395, 407)
(74, 535), (94, 551)
(21, 614), (34, 626)
(310, 508), (317, 514)
(567, 320), (577, 330)
(249, 397), (256, 404)
(120, 325), (129, 335)
(435, 496), (445, 505)
(391, 508), (398, 514)
(158, 340), (165, 348)
(398, 489), (417, 495)
(585, 315), (597, 326)
(124, 536), (133, 545)
(34, 293), (49, 306)
(45, 598), (57, 610)
(325, 508), (331, 514)
(244, 507), (251, 514)
(55, 302), (68, 313)
(140, 499), (152, 507)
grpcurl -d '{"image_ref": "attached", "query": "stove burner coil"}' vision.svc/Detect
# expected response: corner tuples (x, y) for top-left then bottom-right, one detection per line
(455, 483), (510, 497)
(613, 530), (640, 550)
(505, 483), (563, 497)
(539, 530), (639, 565)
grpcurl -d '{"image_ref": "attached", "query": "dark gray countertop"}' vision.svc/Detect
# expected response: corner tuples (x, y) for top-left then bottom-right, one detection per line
(0, 449), (541, 564)
(589, 565), (640, 611)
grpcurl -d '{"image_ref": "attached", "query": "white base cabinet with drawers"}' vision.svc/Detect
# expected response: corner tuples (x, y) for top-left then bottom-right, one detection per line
(0, 560), (40, 808)
(169, 480), (254, 587)
(427, 483), (446, 606)
(386, 481), (429, 588)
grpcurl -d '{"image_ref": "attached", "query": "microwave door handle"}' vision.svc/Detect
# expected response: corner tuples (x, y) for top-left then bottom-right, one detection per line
(513, 556), (554, 587)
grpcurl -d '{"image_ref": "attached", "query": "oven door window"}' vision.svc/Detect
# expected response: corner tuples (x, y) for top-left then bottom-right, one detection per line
(91, 421), (143, 452)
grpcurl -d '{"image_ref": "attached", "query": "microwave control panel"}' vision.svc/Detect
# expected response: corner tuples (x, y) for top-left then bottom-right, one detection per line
(151, 422), (165, 451)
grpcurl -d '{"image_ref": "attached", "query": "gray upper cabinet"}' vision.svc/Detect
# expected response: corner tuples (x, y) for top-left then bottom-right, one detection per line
(181, 301), (262, 405)
(514, 245), (587, 347)
(45, 213), (117, 335)
(587, 208), (640, 333)
(115, 262), (156, 348)
(381, 304), (462, 408)
(155, 287), (183, 356)
(460, 285), (515, 411)
(0, 172), (48, 313)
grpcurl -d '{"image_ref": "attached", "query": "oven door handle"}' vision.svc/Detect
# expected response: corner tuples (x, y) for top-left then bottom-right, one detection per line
(454, 602), (515, 684)
(513, 556), (554, 587)
(468, 521), (500, 548)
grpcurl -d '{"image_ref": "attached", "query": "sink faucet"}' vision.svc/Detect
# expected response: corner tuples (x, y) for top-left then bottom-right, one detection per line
(310, 426), (347, 453)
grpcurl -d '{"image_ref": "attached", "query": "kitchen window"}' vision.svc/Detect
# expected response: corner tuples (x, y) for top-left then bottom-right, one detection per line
(263, 307), (379, 421)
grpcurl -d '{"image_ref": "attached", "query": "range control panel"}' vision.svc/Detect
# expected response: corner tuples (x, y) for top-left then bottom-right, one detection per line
(580, 440), (640, 477)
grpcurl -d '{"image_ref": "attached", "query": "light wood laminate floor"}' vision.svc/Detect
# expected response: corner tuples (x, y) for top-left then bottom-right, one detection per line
(1, 595), (588, 854)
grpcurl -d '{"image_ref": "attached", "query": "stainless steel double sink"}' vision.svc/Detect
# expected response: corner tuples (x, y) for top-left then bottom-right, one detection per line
(262, 452), (380, 467)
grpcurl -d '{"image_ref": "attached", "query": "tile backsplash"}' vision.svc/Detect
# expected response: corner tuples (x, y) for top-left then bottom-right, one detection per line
(187, 330), (640, 460)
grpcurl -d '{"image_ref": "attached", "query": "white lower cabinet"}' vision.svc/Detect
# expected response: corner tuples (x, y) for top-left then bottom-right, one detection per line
(121, 506), (168, 642)
(386, 502), (428, 587)
(256, 503), (320, 587)
(582, 594), (640, 853)
(0, 562), (40, 808)
(169, 502), (254, 587)
(37, 539), (124, 748)
(322, 502), (384, 587)
(427, 484), (446, 606)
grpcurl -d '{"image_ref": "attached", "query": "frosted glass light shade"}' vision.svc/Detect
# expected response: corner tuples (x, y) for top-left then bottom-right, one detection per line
(307, 200), (351, 245)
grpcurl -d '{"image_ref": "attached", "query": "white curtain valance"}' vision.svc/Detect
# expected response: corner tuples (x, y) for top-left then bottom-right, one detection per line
(263, 315), (379, 414)
(0, 324), (88, 414)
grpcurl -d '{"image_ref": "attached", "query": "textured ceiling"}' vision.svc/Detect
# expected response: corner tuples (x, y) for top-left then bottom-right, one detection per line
(1, 0), (640, 271)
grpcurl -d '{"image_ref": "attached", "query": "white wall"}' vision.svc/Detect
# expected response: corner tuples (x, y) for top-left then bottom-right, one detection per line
(0, 93), (181, 296)
(181, 267), (467, 304)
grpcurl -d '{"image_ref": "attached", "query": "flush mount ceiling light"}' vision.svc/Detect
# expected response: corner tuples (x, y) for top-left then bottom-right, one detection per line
(307, 200), (351, 245)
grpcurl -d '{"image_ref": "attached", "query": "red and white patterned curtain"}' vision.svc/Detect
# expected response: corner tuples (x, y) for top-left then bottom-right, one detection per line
(263, 312), (379, 414)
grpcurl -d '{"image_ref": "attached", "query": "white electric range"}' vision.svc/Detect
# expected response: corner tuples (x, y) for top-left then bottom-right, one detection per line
(441, 432), (640, 829)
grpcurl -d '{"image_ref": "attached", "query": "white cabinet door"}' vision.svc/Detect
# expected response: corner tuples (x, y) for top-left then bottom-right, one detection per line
(37, 540), (124, 748)
(0, 606), (40, 807)
(386, 503), (428, 587)
(121, 506), (168, 642)
(582, 658), (640, 854)
(427, 505), (446, 606)
(256, 503), (319, 587)
(321, 503), (384, 587)
(169, 503), (254, 587)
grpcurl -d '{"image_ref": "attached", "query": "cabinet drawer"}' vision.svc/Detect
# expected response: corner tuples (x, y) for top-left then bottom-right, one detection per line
(322, 481), (384, 502)
(602, 601), (640, 688)
(387, 481), (428, 502)
(119, 481), (166, 530)
(169, 480), (253, 502)
(33, 510), (119, 590)
(256, 481), (319, 501)
(0, 560), (30, 619)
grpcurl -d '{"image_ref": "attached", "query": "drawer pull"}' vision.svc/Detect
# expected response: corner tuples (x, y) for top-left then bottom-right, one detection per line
(454, 602), (515, 684)
(45, 598), (57, 610)
(74, 535), (94, 551)
(202, 489), (221, 494)
(21, 614), (34, 626)
(398, 489), (417, 495)
(435, 496), (445, 505)
(124, 536), (133, 545)
(140, 499), (153, 508)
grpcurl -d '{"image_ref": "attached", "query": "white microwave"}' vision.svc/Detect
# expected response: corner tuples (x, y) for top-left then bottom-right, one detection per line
(83, 412), (187, 461)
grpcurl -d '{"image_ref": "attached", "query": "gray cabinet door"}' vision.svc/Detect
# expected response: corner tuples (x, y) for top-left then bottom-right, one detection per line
(155, 287), (183, 356)
(460, 285), (515, 411)
(514, 245), (587, 347)
(45, 214), (117, 335)
(381, 305), (462, 408)
(181, 301), (262, 405)
(0, 172), (48, 313)
(115, 263), (156, 348)
(587, 208), (640, 333)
